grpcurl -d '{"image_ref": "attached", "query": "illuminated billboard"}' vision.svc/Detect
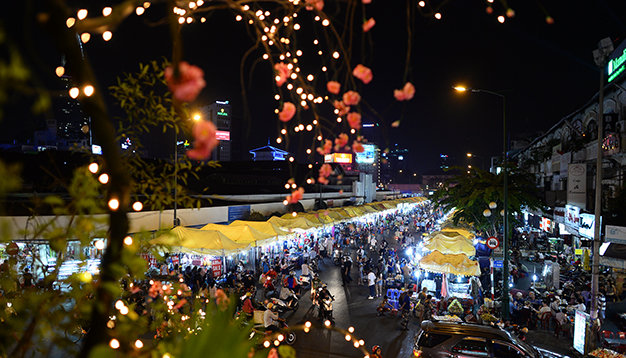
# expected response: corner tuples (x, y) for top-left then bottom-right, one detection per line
(216, 130), (230, 141)
(324, 153), (353, 164)
(355, 144), (376, 164)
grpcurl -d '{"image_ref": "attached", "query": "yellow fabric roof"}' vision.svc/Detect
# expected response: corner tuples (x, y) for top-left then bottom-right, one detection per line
(361, 205), (378, 213)
(382, 202), (397, 209)
(322, 209), (346, 221)
(228, 220), (289, 237)
(298, 213), (325, 226)
(419, 250), (480, 276)
(150, 226), (250, 255)
(424, 232), (476, 256)
(268, 215), (317, 230)
(200, 223), (276, 246)
(440, 227), (474, 239)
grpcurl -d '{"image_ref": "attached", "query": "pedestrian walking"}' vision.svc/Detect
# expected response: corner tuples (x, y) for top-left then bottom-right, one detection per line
(367, 269), (376, 299)
(376, 272), (384, 297)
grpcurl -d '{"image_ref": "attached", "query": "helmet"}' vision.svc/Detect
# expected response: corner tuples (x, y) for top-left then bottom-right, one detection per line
(372, 345), (381, 353)
(245, 292), (252, 298)
(267, 302), (274, 310)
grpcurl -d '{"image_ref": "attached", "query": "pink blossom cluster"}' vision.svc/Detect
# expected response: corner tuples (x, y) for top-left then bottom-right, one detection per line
(286, 187), (305, 204)
(363, 18), (376, 32)
(274, 62), (291, 87)
(327, 81), (341, 94)
(279, 102), (296, 122)
(187, 120), (219, 160)
(347, 112), (361, 130)
(334, 133), (349, 150)
(318, 163), (332, 185)
(342, 91), (361, 106)
(165, 62), (206, 102)
(316, 139), (333, 155)
(305, 0), (324, 11)
(353, 64), (373, 84)
(394, 82), (416, 101)
(333, 100), (350, 116)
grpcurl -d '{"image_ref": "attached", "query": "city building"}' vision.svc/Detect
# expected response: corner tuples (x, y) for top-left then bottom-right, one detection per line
(249, 143), (290, 161)
(201, 101), (232, 161)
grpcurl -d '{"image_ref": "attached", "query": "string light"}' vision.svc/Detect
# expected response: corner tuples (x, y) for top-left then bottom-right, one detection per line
(497, 15), (505, 23)
(95, 240), (105, 250)
(134, 340), (144, 349)
(55, 66), (65, 77)
(98, 173), (109, 184)
(288, 157), (294, 162)
(287, 84), (294, 90)
(81, 33), (91, 43)
(77, 9), (88, 20)
(263, 54), (269, 60)
(306, 125), (313, 131)
(293, 23), (301, 30)
(136, 7), (145, 16)
(186, 17), (193, 23)
(103, 7), (112, 16)
(178, 17), (185, 24)
(68, 87), (79, 99)
(124, 236), (133, 245)
(291, 212), (297, 217)
(332, 51), (340, 59)
(83, 85), (95, 97)
(345, 334), (351, 341)
(108, 198), (120, 211)
(276, 137), (282, 143)
(102, 31), (113, 41)
(88, 163), (99, 173)
(144, 2), (152, 8)
(308, 164), (313, 168)
(434, 13), (442, 20)
(66, 18), (75, 28)
(318, 50), (323, 55)
(322, 19), (330, 26)
(418, 1), (425, 7)
(300, 100), (307, 106)
(306, 149), (312, 154)
(296, 50), (303, 56)
(322, 66), (327, 72)
(317, 135), (322, 141)
(263, 341), (271, 348)
(109, 339), (120, 349)
(281, 129), (287, 134)
(132, 201), (143, 211)
(337, 117), (342, 123)
(201, 17), (206, 23)
(307, 74), (314, 81)
(275, 94), (281, 100)
(348, 326), (355, 333)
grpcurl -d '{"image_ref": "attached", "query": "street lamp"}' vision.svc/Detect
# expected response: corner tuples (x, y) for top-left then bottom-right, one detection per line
(454, 84), (510, 319)
(173, 112), (203, 227)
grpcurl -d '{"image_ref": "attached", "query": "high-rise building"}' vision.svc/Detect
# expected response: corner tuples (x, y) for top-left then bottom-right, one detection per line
(201, 101), (231, 161)
(53, 76), (91, 149)
(439, 153), (449, 171)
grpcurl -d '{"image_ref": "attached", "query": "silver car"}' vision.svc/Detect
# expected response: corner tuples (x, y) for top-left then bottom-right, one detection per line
(412, 321), (568, 358)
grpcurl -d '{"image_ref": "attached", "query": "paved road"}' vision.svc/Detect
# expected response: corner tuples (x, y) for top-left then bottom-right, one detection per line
(286, 256), (417, 358)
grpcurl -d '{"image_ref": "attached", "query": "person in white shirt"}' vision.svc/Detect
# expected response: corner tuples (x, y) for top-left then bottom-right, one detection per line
(367, 270), (376, 299)
(263, 303), (283, 332)
(301, 261), (310, 277)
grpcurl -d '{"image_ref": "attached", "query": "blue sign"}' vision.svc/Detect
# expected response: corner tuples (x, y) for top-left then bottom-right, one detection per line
(228, 205), (250, 222)
(492, 260), (503, 268)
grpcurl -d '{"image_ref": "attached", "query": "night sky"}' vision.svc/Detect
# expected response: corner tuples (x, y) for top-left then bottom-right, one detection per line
(4, 0), (626, 175)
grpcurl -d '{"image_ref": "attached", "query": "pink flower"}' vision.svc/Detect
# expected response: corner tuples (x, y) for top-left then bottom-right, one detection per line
(342, 91), (361, 106)
(394, 82), (416, 101)
(352, 64), (373, 84)
(278, 102), (296, 122)
(274, 62), (291, 87)
(353, 140), (364, 153)
(318, 176), (329, 185)
(305, 0), (324, 11)
(362, 18), (376, 32)
(347, 112), (362, 129)
(287, 187), (305, 204)
(391, 120), (400, 128)
(267, 348), (279, 358)
(362, 0), (372, 3)
(333, 100), (350, 116)
(215, 289), (230, 311)
(316, 139), (333, 155)
(187, 120), (219, 160)
(327, 81), (341, 94)
(319, 163), (332, 178)
(334, 133), (349, 149)
(165, 62), (206, 102)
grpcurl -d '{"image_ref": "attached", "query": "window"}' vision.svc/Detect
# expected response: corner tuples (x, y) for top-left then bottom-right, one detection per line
(451, 338), (489, 357)
(492, 340), (529, 358)
(417, 333), (451, 348)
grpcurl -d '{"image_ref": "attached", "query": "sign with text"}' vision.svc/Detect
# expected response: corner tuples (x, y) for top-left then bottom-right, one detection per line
(211, 258), (223, 277)
(565, 205), (581, 231)
(567, 164), (586, 209)
(324, 153), (353, 164)
(579, 213), (600, 239)
(574, 310), (590, 354)
(355, 144), (377, 164)
(228, 205), (250, 222)
(215, 130), (230, 141)
(541, 217), (553, 233)
(553, 207), (566, 224)
(606, 225), (626, 245)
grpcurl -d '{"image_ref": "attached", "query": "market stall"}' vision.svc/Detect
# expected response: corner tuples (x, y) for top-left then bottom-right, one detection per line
(424, 232), (476, 256)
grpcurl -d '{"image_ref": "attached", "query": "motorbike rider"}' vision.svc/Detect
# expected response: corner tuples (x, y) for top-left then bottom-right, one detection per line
(317, 284), (334, 318)
(241, 291), (255, 319)
(371, 345), (383, 358)
(263, 302), (285, 333)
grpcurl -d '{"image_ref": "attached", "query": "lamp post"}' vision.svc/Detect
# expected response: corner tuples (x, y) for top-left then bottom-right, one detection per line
(454, 85), (509, 319)
(590, 37), (614, 322)
(174, 112), (203, 227)
(466, 152), (486, 171)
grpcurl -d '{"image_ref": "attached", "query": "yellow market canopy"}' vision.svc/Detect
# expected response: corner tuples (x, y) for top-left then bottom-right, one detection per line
(424, 232), (476, 256)
(151, 226), (250, 256)
(229, 220), (289, 237)
(200, 223), (276, 246)
(440, 227), (474, 239)
(419, 250), (481, 276)
(268, 215), (317, 231)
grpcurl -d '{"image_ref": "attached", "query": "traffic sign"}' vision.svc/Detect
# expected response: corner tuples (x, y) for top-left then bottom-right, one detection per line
(492, 259), (503, 268)
(486, 236), (500, 249)
(6, 242), (18, 256)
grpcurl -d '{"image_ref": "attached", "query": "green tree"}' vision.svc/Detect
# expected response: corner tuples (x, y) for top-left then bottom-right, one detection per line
(433, 166), (545, 237)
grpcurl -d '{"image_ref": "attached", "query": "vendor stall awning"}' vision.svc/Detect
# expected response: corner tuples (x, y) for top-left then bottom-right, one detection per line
(151, 226), (250, 256)
(424, 232), (476, 256)
(419, 250), (481, 276)
(228, 220), (289, 237)
(268, 215), (318, 230)
(440, 227), (474, 239)
(200, 223), (277, 247)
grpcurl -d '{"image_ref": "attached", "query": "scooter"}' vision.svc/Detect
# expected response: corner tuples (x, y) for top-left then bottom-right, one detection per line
(248, 314), (296, 345)
(319, 295), (334, 324)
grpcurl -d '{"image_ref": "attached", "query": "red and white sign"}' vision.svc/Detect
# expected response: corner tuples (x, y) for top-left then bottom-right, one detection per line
(216, 130), (230, 141)
(486, 236), (500, 249)
(211, 258), (223, 277)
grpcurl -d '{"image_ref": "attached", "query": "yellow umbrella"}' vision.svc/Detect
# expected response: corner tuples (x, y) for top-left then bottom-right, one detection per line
(200, 223), (276, 246)
(419, 250), (480, 276)
(424, 232), (476, 256)
(150, 226), (250, 256)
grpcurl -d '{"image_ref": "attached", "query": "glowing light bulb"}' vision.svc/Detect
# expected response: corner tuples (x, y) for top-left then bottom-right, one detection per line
(83, 85), (94, 97)
(263, 54), (269, 60)
(263, 341), (271, 348)
(497, 15), (505, 23)
(337, 117), (342, 123)
(434, 12), (442, 20)
(332, 51), (339, 59)
(306, 125), (313, 131)
(345, 334), (351, 341)
(186, 17), (193, 23)
(275, 94), (281, 100)
(103, 7), (112, 16)
(317, 135), (322, 141)
(55, 66), (65, 77)
(109, 339), (120, 349)
(276, 137), (282, 143)
(77, 9), (88, 20)
(102, 31), (113, 41)
(132, 201), (143, 211)
(306, 149), (312, 154)
(348, 326), (355, 333)
(98, 173), (109, 184)
(322, 66), (327, 72)
(134, 340), (144, 349)
(307, 74), (314, 81)
(69, 87), (79, 99)
(136, 7), (145, 15)
(287, 84), (293, 90)
(66, 18), (75, 28)
(281, 129), (287, 134)
(81, 33), (91, 43)
(179, 17), (185, 24)
(235, 15), (242, 21)
(308, 164), (313, 168)
(95, 240), (105, 250)
(88, 162), (99, 173)
(291, 212), (297, 217)
(418, 1), (425, 7)
(289, 157), (294, 162)
(108, 198), (120, 211)
(294, 23), (300, 30)
(322, 19), (330, 26)
(124, 236), (133, 245)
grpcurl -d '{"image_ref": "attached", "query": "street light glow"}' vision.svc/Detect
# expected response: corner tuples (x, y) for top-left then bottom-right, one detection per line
(453, 85), (467, 92)
(466, 152), (473, 158)
(192, 113), (202, 121)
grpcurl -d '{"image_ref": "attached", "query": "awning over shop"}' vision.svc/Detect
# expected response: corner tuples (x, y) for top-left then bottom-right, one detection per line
(440, 227), (474, 239)
(200, 223), (277, 246)
(424, 232), (476, 256)
(268, 215), (318, 231)
(228, 220), (289, 237)
(151, 226), (250, 256)
(419, 250), (481, 276)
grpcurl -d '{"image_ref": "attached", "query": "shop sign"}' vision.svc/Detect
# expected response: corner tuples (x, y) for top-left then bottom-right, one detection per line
(579, 213), (599, 239)
(211, 258), (223, 277)
(324, 153), (353, 164)
(565, 205), (580, 230)
(574, 310), (590, 354)
(606, 225), (626, 245)
(215, 130), (230, 141)
(567, 164), (587, 209)
(492, 259), (503, 268)
(540, 217), (553, 233)
(553, 207), (566, 224)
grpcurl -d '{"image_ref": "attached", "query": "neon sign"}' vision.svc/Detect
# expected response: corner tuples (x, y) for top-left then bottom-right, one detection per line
(608, 48), (626, 83)
(215, 130), (230, 141)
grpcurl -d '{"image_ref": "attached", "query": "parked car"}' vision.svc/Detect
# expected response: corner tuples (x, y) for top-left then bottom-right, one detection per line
(413, 321), (568, 358)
